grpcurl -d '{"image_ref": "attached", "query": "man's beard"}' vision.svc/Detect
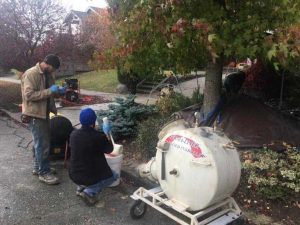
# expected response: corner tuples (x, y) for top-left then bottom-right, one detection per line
(43, 68), (50, 75)
(43, 68), (55, 79)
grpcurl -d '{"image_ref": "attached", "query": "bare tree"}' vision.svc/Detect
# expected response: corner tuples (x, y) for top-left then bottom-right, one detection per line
(0, 0), (65, 71)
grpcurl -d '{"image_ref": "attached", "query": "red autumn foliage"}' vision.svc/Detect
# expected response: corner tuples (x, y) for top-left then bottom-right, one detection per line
(81, 8), (116, 52)
(243, 60), (280, 98)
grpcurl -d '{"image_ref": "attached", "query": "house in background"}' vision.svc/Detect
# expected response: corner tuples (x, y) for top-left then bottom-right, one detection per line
(63, 6), (102, 35)
(60, 7), (104, 76)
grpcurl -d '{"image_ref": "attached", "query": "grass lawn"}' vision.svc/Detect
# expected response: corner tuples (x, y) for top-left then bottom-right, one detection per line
(56, 70), (119, 93)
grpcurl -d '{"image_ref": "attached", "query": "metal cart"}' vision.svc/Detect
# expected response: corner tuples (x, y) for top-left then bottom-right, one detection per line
(130, 186), (242, 225)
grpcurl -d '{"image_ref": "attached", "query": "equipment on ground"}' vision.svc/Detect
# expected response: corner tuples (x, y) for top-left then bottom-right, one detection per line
(50, 115), (73, 157)
(130, 119), (242, 225)
(64, 78), (79, 102)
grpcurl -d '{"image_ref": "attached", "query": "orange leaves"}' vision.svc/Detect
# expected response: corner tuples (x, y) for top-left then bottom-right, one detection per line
(82, 8), (116, 52)
(267, 24), (300, 65)
(114, 45), (134, 58)
(171, 18), (211, 36)
(170, 18), (186, 34)
(93, 44), (134, 70)
(192, 19), (210, 33)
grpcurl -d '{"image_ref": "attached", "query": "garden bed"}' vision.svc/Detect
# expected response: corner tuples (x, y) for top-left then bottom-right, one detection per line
(60, 94), (111, 107)
(234, 149), (299, 225)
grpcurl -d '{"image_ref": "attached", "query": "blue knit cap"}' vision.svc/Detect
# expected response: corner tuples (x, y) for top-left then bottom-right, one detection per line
(79, 108), (97, 126)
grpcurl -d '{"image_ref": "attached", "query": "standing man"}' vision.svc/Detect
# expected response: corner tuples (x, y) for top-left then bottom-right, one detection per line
(21, 54), (65, 185)
(69, 108), (118, 206)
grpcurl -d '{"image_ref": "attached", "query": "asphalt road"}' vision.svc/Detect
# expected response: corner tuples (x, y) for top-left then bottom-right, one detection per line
(0, 115), (177, 225)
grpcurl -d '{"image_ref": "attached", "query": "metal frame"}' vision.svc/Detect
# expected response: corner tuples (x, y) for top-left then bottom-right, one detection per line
(131, 186), (242, 225)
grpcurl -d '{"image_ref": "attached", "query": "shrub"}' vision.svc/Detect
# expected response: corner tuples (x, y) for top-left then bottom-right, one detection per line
(135, 116), (170, 159)
(117, 64), (140, 94)
(243, 148), (300, 200)
(97, 95), (156, 139)
(156, 92), (191, 116)
(134, 89), (203, 159)
(156, 87), (204, 117)
(190, 87), (204, 105)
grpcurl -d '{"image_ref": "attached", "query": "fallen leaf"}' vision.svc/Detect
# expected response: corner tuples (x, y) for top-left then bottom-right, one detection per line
(110, 208), (116, 213)
(95, 201), (105, 208)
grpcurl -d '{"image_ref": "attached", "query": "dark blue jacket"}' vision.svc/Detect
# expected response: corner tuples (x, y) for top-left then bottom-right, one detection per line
(69, 126), (113, 186)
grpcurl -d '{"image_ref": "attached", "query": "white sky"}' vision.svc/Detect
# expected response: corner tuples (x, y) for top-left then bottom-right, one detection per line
(59, 0), (108, 11)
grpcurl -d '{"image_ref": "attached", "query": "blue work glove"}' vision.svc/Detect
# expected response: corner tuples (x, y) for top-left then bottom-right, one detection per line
(58, 86), (67, 95)
(50, 85), (59, 93)
(102, 122), (112, 135)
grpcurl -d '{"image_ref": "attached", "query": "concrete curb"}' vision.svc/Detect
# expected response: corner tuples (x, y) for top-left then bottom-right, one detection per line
(121, 167), (157, 189)
(0, 108), (28, 129)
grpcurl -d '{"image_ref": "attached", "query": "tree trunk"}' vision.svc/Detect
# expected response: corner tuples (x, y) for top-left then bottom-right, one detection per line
(203, 54), (224, 118)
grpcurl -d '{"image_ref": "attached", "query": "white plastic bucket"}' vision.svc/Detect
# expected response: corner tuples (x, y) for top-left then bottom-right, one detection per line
(111, 144), (123, 155)
(105, 153), (123, 187)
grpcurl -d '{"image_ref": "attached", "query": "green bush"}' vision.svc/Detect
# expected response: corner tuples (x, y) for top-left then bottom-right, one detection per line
(190, 87), (204, 105)
(134, 89), (203, 159)
(117, 64), (140, 94)
(156, 92), (191, 116)
(243, 148), (300, 200)
(97, 95), (156, 139)
(156, 88), (203, 116)
(135, 117), (169, 159)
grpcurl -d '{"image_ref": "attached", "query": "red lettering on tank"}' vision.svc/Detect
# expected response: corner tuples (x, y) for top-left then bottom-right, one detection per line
(165, 135), (205, 158)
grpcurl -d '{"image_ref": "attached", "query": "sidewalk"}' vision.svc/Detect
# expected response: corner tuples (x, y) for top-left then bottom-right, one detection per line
(79, 89), (157, 105)
(0, 76), (21, 84)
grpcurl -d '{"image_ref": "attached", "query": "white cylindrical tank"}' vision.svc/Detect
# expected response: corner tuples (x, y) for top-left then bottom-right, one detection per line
(143, 125), (241, 211)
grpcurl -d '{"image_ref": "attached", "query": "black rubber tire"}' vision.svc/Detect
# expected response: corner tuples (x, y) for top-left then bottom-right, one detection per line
(130, 200), (147, 219)
(227, 216), (247, 225)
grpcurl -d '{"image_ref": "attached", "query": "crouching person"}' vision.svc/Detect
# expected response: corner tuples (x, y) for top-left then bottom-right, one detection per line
(69, 108), (118, 206)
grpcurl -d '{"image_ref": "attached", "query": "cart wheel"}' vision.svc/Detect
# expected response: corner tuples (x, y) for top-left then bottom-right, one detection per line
(130, 200), (147, 219)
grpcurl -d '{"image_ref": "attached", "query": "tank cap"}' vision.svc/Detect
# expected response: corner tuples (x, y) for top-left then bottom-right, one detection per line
(157, 141), (170, 151)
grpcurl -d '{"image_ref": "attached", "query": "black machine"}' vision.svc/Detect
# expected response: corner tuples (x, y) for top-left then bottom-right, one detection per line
(31, 115), (73, 160)
(64, 78), (79, 102)
(50, 115), (73, 158)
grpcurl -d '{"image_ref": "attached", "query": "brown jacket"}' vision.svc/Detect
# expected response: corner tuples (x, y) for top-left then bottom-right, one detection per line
(21, 63), (56, 119)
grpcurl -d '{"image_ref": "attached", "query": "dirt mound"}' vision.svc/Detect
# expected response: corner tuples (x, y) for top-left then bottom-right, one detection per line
(0, 81), (21, 112)
(219, 95), (300, 148)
